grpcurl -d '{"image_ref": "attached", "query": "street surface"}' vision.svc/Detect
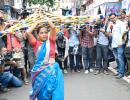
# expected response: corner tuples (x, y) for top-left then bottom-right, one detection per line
(1, 65), (130, 100)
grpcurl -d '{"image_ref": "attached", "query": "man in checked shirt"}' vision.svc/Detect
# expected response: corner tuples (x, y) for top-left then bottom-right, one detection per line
(79, 23), (95, 74)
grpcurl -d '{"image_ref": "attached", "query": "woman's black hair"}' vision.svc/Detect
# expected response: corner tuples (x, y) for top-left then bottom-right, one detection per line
(37, 26), (44, 34)
(36, 26), (49, 34)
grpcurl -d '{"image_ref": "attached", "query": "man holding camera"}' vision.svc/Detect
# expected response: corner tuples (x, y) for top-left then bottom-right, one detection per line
(94, 15), (109, 75)
(80, 22), (95, 74)
(0, 47), (23, 92)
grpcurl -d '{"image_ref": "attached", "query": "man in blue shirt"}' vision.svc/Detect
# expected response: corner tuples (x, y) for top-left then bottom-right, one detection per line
(0, 47), (23, 92)
(94, 16), (109, 75)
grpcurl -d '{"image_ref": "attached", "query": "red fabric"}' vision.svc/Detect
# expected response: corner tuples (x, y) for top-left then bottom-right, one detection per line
(31, 40), (42, 55)
(49, 35), (56, 58)
(63, 29), (69, 39)
(31, 36), (56, 58)
(7, 33), (22, 51)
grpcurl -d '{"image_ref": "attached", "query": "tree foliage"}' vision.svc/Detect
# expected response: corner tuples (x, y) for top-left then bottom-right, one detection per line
(28, 0), (55, 7)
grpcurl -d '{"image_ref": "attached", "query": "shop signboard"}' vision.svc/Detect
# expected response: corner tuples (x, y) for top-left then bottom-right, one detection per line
(106, 2), (121, 16)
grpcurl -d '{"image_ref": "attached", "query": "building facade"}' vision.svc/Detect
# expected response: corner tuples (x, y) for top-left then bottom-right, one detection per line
(0, 0), (24, 19)
(0, 0), (5, 10)
(0, 0), (23, 10)
(84, 0), (122, 16)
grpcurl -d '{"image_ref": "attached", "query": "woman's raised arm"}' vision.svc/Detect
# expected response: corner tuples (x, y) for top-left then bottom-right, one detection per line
(26, 21), (42, 45)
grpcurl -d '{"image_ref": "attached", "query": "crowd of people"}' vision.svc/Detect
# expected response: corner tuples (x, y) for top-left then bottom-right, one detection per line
(0, 8), (130, 99)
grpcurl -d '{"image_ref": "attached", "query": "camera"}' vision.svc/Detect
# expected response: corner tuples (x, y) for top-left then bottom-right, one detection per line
(20, 9), (29, 19)
(79, 25), (86, 30)
(3, 52), (13, 62)
(73, 45), (79, 55)
(0, 55), (4, 66)
(93, 25), (101, 29)
(93, 20), (102, 30)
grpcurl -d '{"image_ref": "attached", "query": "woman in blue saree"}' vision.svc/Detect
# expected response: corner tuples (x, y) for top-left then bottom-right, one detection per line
(26, 16), (64, 100)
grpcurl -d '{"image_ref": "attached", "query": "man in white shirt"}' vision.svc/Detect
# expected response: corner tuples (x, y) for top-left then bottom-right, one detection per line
(107, 13), (126, 79)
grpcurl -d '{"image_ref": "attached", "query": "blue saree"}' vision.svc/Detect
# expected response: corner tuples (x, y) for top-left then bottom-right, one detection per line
(30, 41), (64, 100)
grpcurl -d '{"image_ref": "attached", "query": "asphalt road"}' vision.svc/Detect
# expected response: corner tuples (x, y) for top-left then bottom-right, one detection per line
(0, 70), (130, 100)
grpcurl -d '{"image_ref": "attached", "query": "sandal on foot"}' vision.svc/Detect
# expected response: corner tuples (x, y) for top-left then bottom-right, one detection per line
(24, 79), (29, 85)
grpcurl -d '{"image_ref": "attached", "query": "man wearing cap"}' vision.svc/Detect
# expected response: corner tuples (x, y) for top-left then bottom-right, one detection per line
(80, 22), (95, 74)
(94, 15), (109, 75)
